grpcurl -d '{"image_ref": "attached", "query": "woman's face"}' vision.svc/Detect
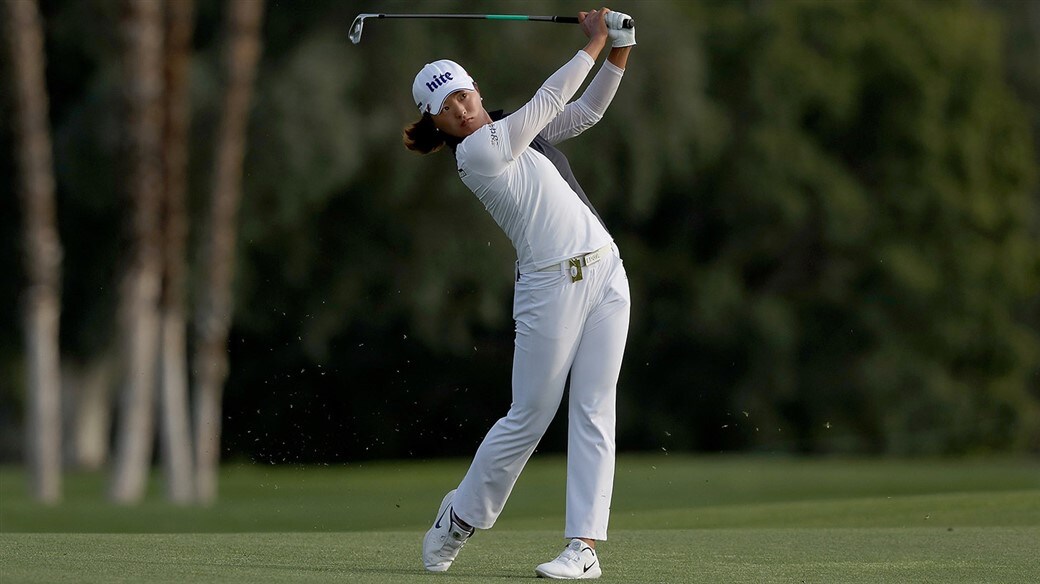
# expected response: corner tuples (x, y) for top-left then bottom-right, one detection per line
(432, 88), (490, 139)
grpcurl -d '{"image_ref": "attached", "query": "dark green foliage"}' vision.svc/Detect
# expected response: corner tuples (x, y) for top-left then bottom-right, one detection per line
(622, 0), (1040, 455)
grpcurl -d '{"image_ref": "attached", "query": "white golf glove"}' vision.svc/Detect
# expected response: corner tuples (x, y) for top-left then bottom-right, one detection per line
(605, 11), (635, 48)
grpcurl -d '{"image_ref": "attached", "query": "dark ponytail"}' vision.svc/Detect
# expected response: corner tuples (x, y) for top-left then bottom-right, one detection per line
(403, 113), (444, 154)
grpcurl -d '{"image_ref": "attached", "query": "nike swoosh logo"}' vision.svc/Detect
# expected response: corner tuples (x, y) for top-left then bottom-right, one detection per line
(435, 505), (451, 529)
(584, 562), (596, 573)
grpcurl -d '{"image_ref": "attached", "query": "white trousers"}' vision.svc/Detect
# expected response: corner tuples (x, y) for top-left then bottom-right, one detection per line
(453, 247), (630, 541)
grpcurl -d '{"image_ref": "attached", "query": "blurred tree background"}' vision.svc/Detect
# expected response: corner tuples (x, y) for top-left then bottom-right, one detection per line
(2, 0), (1038, 489)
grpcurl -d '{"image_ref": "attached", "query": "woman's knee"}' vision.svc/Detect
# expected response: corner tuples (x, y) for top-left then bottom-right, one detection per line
(504, 399), (558, 437)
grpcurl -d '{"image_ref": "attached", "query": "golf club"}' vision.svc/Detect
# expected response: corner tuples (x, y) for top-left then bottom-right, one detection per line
(349, 13), (635, 45)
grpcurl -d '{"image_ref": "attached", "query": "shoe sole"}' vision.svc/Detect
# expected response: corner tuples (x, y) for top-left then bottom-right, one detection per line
(535, 560), (602, 579)
(535, 570), (602, 579)
(534, 566), (602, 579)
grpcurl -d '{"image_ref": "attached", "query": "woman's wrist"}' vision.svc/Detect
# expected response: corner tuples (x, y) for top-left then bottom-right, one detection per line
(582, 36), (608, 60)
(607, 46), (631, 69)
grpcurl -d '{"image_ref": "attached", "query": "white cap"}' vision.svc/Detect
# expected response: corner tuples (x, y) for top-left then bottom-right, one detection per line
(412, 59), (475, 115)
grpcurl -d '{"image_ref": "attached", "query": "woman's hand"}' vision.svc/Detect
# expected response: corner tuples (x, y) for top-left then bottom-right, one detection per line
(579, 8), (610, 42)
(578, 8), (610, 59)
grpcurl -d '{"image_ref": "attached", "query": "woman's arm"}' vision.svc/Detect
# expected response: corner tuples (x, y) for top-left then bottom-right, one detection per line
(499, 10), (609, 158)
(580, 10), (609, 61)
(539, 63), (621, 145)
(540, 49), (629, 145)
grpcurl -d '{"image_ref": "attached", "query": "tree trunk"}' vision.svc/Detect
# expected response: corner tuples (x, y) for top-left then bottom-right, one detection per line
(193, 0), (264, 504)
(63, 354), (116, 471)
(109, 0), (166, 505)
(158, 0), (195, 505)
(5, 0), (64, 505)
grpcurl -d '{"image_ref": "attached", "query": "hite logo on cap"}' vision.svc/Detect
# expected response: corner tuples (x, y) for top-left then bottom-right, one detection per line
(426, 71), (454, 92)
(412, 59), (475, 114)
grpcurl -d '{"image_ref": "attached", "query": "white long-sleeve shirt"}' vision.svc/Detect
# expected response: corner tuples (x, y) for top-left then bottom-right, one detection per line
(455, 51), (624, 274)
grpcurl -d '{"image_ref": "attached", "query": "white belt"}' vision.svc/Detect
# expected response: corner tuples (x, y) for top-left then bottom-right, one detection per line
(535, 244), (613, 282)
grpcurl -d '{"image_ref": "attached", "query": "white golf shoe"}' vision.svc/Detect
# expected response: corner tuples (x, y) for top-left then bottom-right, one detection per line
(535, 538), (602, 579)
(422, 489), (473, 572)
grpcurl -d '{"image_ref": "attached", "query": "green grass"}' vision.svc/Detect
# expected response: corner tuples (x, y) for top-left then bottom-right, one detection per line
(2, 454), (1039, 582)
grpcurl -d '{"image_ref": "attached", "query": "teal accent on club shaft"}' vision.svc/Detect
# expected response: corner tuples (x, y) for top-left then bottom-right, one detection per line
(485, 15), (530, 21)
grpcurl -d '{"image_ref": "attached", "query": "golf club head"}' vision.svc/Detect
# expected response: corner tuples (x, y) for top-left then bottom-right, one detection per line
(349, 14), (374, 44)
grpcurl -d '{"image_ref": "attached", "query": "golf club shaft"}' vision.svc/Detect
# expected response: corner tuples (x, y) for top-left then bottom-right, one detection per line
(349, 13), (634, 45)
(363, 13), (633, 28)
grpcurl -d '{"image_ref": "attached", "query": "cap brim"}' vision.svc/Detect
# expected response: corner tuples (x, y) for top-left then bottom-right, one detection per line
(423, 81), (476, 114)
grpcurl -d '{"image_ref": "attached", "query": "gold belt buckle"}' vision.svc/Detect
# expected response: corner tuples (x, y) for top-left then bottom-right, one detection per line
(568, 258), (583, 282)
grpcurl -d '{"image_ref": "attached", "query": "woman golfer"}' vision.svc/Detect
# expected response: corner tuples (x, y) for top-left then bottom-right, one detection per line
(404, 8), (634, 579)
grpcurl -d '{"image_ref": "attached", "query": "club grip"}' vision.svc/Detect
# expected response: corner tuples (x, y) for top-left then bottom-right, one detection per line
(554, 16), (635, 28)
